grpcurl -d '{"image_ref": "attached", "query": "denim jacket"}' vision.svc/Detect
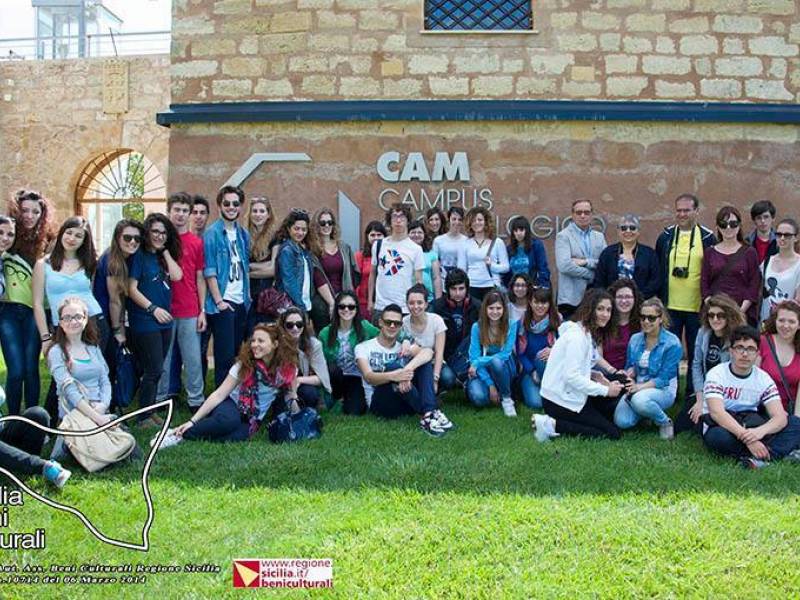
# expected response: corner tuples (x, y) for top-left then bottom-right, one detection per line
(275, 240), (314, 309)
(625, 328), (682, 389)
(203, 220), (251, 314)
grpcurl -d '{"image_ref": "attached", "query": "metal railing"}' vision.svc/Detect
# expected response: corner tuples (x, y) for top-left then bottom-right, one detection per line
(0, 30), (170, 61)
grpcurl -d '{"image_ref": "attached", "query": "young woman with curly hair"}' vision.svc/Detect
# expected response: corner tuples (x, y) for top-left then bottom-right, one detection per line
(459, 206), (508, 302)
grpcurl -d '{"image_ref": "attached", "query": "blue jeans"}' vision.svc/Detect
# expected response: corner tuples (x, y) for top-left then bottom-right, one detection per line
(466, 356), (515, 407)
(0, 303), (41, 414)
(517, 358), (547, 409)
(370, 362), (437, 418)
(208, 303), (247, 387)
(169, 329), (211, 395)
(703, 414), (800, 460)
(157, 317), (205, 407)
(614, 387), (676, 429)
(439, 363), (458, 392)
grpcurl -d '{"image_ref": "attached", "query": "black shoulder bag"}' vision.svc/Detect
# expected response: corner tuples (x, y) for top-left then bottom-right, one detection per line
(766, 334), (796, 415)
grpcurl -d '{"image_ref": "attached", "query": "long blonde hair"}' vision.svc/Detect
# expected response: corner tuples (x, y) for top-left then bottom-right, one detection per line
(248, 196), (275, 261)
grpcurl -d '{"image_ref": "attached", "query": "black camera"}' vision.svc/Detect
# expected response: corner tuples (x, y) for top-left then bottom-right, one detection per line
(672, 266), (689, 278)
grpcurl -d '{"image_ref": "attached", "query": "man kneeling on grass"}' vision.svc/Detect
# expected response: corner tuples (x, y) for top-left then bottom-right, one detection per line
(702, 325), (800, 469)
(355, 304), (454, 437)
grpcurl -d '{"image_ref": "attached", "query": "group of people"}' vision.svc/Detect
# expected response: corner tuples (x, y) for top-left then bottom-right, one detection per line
(2, 188), (800, 490)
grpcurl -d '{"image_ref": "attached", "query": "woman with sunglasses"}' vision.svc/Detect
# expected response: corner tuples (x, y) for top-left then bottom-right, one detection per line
(127, 214), (182, 426)
(355, 221), (386, 320)
(758, 301), (800, 415)
(593, 214), (659, 299)
(687, 293), (746, 427)
(279, 307), (331, 410)
(33, 217), (105, 423)
(760, 218), (800, 324)
(159, 324), (299, 447)
(408, 220), (442, 302)
(0, 191), (55, 415)
(318, 291), (379, 414)
(504, 215), (550, 289)
(701, 206), (761, 325)
(515, 286), (561, 410)
(247, 196), (277, 331)
(467, 290), (519, 416)
(311, 208), (358, 329)
(47, 297), (114, 459)
(613, 298), (682, 439)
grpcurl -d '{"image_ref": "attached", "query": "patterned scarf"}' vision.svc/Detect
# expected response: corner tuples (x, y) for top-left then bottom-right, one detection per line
(517, 317), (552, 355)
(237, 360), (297, 437)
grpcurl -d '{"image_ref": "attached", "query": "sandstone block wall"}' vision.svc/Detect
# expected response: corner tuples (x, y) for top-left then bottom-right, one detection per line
(171, 0), (800, 104)
(0, 55), (171, 219)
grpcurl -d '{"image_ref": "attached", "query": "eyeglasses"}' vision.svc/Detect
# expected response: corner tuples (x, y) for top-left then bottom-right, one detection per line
(707, 311), (726, 321)
(150, 229), (167, 237)
(222, 200), (241, 208)
(619, 225), (638, 232)
(573, 210), (592, 216)
(640, 314), (661, 323)
(337, 303), (357, 311)
(391, 212), (407, 221)
(284, 321), (304, 330)
(776, 232), (796, 238)
(512, 283), (529, 288)
(319, 220), (334, 227)
(122, 234), (142, 244)
(717, 220), (740, 229)
(60, 313), (86, 324)
(382, 319), (402, 328)
(731, 345), (758, 355)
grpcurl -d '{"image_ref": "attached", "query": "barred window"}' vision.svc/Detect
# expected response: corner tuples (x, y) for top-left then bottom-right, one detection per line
(424, 0), (533, 32)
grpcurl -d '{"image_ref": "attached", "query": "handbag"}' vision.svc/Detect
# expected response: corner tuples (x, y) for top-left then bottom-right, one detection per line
(766, 334), (796, 414)
(310, 257), (334, 333)
(60, 408), (137, 472)
(256, 287), (293, 318)
(113, 345), (137, 408)
(267, 407), (322, 443)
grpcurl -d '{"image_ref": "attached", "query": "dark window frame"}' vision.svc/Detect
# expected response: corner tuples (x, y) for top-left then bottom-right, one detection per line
(422, 0), (534, 33)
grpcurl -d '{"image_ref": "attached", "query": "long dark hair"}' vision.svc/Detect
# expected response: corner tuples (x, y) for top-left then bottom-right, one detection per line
(572, 288), (614, 345)
(278, 306), (312, 352)
(144, 213), (182, 264)
(523, 286), (560, 334)
(715, 205), (745, 244)
(8, 189), (55, 265)
(272, 209), (320, 256)
(509, 273), (533, 305)
(361, 220), (387, 256)
(607, 278), (642, 336)
(325, 291), (367, 351)
(425, 207), (448, 236)
(478, 290), (509, 348)
(107, 219), (145, 299)
(507, 215), (532, 254)
(49, 216), (97, 276)
(52, 297), (100, 368)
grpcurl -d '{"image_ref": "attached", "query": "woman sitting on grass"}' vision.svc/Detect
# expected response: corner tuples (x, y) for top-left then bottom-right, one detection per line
(318, 291), (379, 415)
(515, 286), (561, 411)
(279, 307), (332, 411)
(534, 289), (624, 441)
(47, 297), (114, 460)
(466, 290), (519, 417)
(507, 273), (533, 323)
(758, 300), (800, 414)
(598, 278), (641, 374)
(161, 324), (298, 446)
(403, 284), (448, 393)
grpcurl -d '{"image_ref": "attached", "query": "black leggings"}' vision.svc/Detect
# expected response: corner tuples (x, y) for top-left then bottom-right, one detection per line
(0, 407), (49, 475)
(330, 366), (366, 415)
(130, 328), (172, 420)
(542, 396), (621, 440)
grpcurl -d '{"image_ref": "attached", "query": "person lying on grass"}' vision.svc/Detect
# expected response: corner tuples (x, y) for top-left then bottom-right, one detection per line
(701, 325), (800, 469)
(154, 323), (298, 448)
(355, 304), (453, 437)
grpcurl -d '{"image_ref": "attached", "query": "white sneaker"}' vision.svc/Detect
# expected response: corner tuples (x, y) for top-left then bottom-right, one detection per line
(431, 409), (454, 431)
(659, 419), (674, 441)
(532, 414), (556, 442)
(150, 429), (183, 450)
(501, 397), (517, 417)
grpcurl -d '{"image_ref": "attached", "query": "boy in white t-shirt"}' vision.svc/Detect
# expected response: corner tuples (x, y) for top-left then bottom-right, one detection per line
(368, 203), (423, 315)
(702, 326), (800, 468)
(355, 304), (453, 437)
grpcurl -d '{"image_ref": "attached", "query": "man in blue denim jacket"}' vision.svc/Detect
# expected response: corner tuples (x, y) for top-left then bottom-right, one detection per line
(613, 298), (683, 440)
(203, 185), (251, 387)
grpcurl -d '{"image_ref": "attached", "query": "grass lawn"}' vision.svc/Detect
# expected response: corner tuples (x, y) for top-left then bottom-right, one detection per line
(1, 355), (799, 599)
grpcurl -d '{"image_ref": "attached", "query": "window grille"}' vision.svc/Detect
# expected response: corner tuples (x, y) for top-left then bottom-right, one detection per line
(424, 0), (533, 32)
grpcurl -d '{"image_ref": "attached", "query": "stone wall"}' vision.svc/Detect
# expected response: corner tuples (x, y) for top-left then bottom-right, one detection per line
(171, 0), (800, 104)
(0, 55), (171, 220)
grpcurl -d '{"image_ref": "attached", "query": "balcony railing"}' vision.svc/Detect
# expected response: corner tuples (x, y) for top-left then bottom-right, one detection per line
(0, 30), (170, 61)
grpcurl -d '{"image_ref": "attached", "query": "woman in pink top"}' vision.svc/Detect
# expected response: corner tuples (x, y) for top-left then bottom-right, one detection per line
(758, 300), (800, 414)
(354, 221), (386, 321)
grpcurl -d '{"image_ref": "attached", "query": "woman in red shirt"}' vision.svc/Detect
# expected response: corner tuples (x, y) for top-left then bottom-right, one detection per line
(354, 220), (386, 321)
(758, 300), (800, 414)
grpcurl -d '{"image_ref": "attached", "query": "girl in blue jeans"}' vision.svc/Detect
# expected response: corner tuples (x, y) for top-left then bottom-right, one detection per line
(614, 297), (683, 440)
(515, 287), (561, 410)
(466, 290), (519, 417)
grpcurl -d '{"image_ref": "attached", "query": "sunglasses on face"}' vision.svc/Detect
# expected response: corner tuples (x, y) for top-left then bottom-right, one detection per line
(776, 232), (796, 239)
(717, 220), (740, 229)
(708, 311), (726, 320)
(337, 303), (357, 311)
(122, 234), (142, 244)
(222, 200), (241, 208)
(640, 314), (660, 323)
(619, 225), (638, 232)
(284, 321), (304, 330)
(319, 220), (334, 227)
(382, 319), (402, 328)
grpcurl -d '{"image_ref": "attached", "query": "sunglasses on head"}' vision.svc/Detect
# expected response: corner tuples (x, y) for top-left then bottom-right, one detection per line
(222, 200), (241, 208)
(122, 234), (142, 244)
(291, 208), (309, 217)
(717, 220), (740, 229)
(284, 320), (304, 330)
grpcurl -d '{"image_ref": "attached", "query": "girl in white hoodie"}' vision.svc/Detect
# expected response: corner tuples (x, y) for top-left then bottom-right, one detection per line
(533, 289), (624, 441)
